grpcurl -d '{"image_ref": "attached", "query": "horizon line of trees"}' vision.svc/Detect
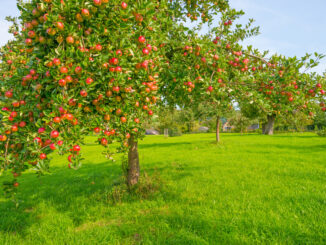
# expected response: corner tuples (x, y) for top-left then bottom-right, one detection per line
(148, 104), (326, 136)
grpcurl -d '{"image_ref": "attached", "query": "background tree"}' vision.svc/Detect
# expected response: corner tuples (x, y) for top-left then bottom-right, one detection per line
(193, 101), (234, 142)
(228, 110), (256, 134)
(274, 111), (314, 132)
(314, 108), (326, 129)
(238, 50), (325, 135)
(161, 10), (260, 143)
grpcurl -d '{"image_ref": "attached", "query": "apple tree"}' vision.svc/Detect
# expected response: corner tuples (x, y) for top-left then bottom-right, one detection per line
(0, 0), (240, 195)
(161, 10), (260, 143)
(238, 50), (325, 135)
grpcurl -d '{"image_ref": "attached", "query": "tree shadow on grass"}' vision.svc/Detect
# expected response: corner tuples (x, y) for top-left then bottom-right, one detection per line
(271, 143), (326, 153)
(0, 159), (194, 237)
(139, 142), (191, 149)
(222, 133), (318, 139)
(228, 142), (326, 157)
(221, 133), (259, 137)
(271, 135), (317, 139)
(0, 161), (121, 236)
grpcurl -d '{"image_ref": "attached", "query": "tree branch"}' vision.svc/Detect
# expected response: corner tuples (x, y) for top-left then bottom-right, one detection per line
(243, 52), (269, 65)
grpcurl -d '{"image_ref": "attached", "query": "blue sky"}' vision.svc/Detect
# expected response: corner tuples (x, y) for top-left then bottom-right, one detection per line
(230, 0), (326, 74)
(0, 0), (325, 73)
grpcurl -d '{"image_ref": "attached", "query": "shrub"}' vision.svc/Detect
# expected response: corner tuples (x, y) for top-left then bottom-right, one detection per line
(317, 128), (326, 137)
(168, 126), (183, 137)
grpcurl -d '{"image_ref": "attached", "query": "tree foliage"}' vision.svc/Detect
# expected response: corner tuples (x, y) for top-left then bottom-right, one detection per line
(0, 0), (325, 196)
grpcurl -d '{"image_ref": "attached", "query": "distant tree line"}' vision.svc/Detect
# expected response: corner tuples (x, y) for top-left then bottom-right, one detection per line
(147, 102), (326, 136)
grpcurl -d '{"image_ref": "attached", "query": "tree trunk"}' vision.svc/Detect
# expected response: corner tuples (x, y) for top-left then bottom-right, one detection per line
(127, 135), (140, 187)
(262, 123), (266, 134)
(263, 115), (276, 135)
(164, 128), (169, 137)
(216, 115), (220, 143)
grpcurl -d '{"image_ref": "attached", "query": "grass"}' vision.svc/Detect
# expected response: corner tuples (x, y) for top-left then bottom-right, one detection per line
(1, 133), (326, 244)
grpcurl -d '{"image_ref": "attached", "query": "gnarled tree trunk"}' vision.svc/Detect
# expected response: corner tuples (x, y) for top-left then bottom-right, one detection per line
(263, 114), (276, 135)
(216, 115), (220, 143)
(127, 135), (140, 187)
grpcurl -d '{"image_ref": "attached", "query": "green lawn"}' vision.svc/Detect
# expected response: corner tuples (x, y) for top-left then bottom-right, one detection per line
(1, 133), (326, 244)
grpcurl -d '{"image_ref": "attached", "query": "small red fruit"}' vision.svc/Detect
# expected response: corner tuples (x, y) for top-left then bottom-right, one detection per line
(142, 48), (149, 55)
(95, 44), (102, 51)
(138, 36), (146, 43)
(86, 77), (93, 85)
(60, 66), (68, 74)
(116, 49), (123, 56)
(112, 86), (120, 92)
(115, 66), (122, 72)
(80, 90), (88, 97)
(121, 2), (127, 9)
(38, 128), (45, 134)
(40, 153), (47, 160)
(81, 9), (90, 17)
(75, 66), (82, 74)
(56, 22), (64, 30)
(28, 31), (36, 38)
(59, 79), (66, 86)
(110, 57), (119, 65)
(50, 143), (56, 150)
(51, 130), (59, 138)
(101, 138), (108, 146)
(68, 155), (74, 163)
(19, 121), (26, 127)
(34, 137), (42, 144)
(94, 0), (102, 6)
(5, 91), (13, 98)
(66, 36), (74, 44)
(25, 38), (33, 46)
(73, 145), (81, 152)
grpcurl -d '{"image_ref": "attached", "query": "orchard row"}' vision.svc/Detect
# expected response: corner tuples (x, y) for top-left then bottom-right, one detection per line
(0, 0), (324, 192)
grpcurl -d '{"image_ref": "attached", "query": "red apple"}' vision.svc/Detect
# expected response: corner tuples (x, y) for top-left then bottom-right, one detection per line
(73, 145), (80, 152)
(138, 36), (146, 43)
(121, 2), (127, 9)
(51, 130), (59, 138)
(40, 153), (47, 159)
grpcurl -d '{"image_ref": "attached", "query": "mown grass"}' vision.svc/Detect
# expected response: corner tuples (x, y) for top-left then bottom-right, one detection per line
(1, 133), (326, 244)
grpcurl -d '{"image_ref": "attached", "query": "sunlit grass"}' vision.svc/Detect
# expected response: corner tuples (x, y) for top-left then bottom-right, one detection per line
(1, 133), (326, 244)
